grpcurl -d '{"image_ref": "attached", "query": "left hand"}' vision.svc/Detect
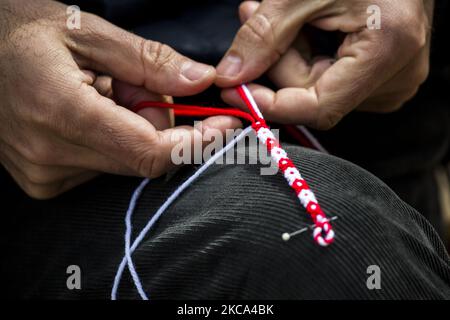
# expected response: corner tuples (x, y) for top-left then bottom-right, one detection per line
(219, 0), (434, 129)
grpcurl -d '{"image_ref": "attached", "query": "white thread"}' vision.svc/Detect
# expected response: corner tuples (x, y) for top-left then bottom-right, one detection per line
(241, 84), (263, 119)
(111, 126), (253, 300)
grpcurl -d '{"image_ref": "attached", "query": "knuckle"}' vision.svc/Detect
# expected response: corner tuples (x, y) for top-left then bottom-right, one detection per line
(27, 106), (52, 128)
(135, 150), (157, 178)
(133, 134), (168, 178)
(23, 183), (59, 200)
(27, 98), (69, 137)
(385, 11), (427, 53)
(24, 166), (52, 185)
(22, 164), (65, 186)
(68, 12), (105, 44)
(409, 26), (427, 52)
(142, 40), (177, 74)
(31, 150), (53, 166)
(21, 142), (54, 166)
(64, 87), (104, 141)
(239, 13), (280, 56)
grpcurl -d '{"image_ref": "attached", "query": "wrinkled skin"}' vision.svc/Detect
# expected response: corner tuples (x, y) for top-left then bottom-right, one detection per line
(0, 0), (241, 199)
(219, 0), (434, 130)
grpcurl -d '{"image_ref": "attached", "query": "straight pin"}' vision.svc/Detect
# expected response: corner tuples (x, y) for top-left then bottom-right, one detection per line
(282, 216), (339, 242)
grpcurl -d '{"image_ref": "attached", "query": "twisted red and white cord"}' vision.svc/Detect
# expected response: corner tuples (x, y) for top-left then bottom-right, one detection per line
(132, 84), (335, 247)
(114, 85), (336, 300)
(237, 85), (335, 247)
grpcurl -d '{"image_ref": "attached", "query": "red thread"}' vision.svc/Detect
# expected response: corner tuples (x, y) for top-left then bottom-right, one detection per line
(278, 158), (294, 171)
(133, 101), (255, 124)
(237, 86), (263, 122)
(292, 179), (309, 195)
(132, 86), (335, 247)
(235, 85), (334, 247)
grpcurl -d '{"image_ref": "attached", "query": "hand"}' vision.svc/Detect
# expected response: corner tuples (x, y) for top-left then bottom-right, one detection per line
(219, 0), (433, 129)
(0, 0), (241, 199)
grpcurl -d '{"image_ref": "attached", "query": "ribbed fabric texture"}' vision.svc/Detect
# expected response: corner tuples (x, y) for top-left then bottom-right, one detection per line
(1, 145), (449, 299)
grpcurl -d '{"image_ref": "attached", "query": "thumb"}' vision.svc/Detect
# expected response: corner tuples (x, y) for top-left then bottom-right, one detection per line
(67, 11), (215, 96)
(216, 0), (333, 87)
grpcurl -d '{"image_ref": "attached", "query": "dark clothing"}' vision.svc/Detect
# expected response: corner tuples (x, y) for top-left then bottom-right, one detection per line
(1, 146), (449, 299)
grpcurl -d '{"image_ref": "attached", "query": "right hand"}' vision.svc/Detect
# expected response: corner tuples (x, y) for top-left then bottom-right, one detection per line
(219, 0), (432, 130)
(0, 0), (241, 199)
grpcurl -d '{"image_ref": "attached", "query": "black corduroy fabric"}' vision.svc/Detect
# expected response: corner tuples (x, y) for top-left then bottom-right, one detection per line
(1, 145), (449, 299)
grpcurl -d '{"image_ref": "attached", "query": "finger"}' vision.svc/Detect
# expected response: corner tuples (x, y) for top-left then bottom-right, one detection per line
(67, 12), (215, 96)
(241, 2), (316, 66)
(358, 39), (430, 113)
(268, 48), (334, 88)
(0, 155), (43, 199)
(0, 152), (98, 200)
(87, 74), (174, 128)
(112, 80), (174, 130)
(81, 70), (96, 84)
(200, 115), (243, 134)
(152, 116), (243, 175)
(358, 35), (431, 113)
(216, 0), (334, 87)
(0, 141), (87, 185)
(92, 74), (114, 98)
(80, 70), (114, 98)
(222, 52), (385, 129)
(293, 26), (425, 129)
(61, 83), (241, 179)
(222, 83), (341, 128)
(225, 27), (420, 129)
(6, 124), (139, 177)
(222, 83), (274, 113)
(54, 142), (137, 176)
(243, 1), (324, 91)
(59, 66), (172, 132)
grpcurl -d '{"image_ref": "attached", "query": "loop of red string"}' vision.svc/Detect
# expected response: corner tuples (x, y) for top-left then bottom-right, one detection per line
(133, 101), (256, 124)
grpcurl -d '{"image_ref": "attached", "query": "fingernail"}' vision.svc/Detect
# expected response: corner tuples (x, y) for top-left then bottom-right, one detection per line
(217, 54), (242, 77)
(181, 61), (214, 82)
